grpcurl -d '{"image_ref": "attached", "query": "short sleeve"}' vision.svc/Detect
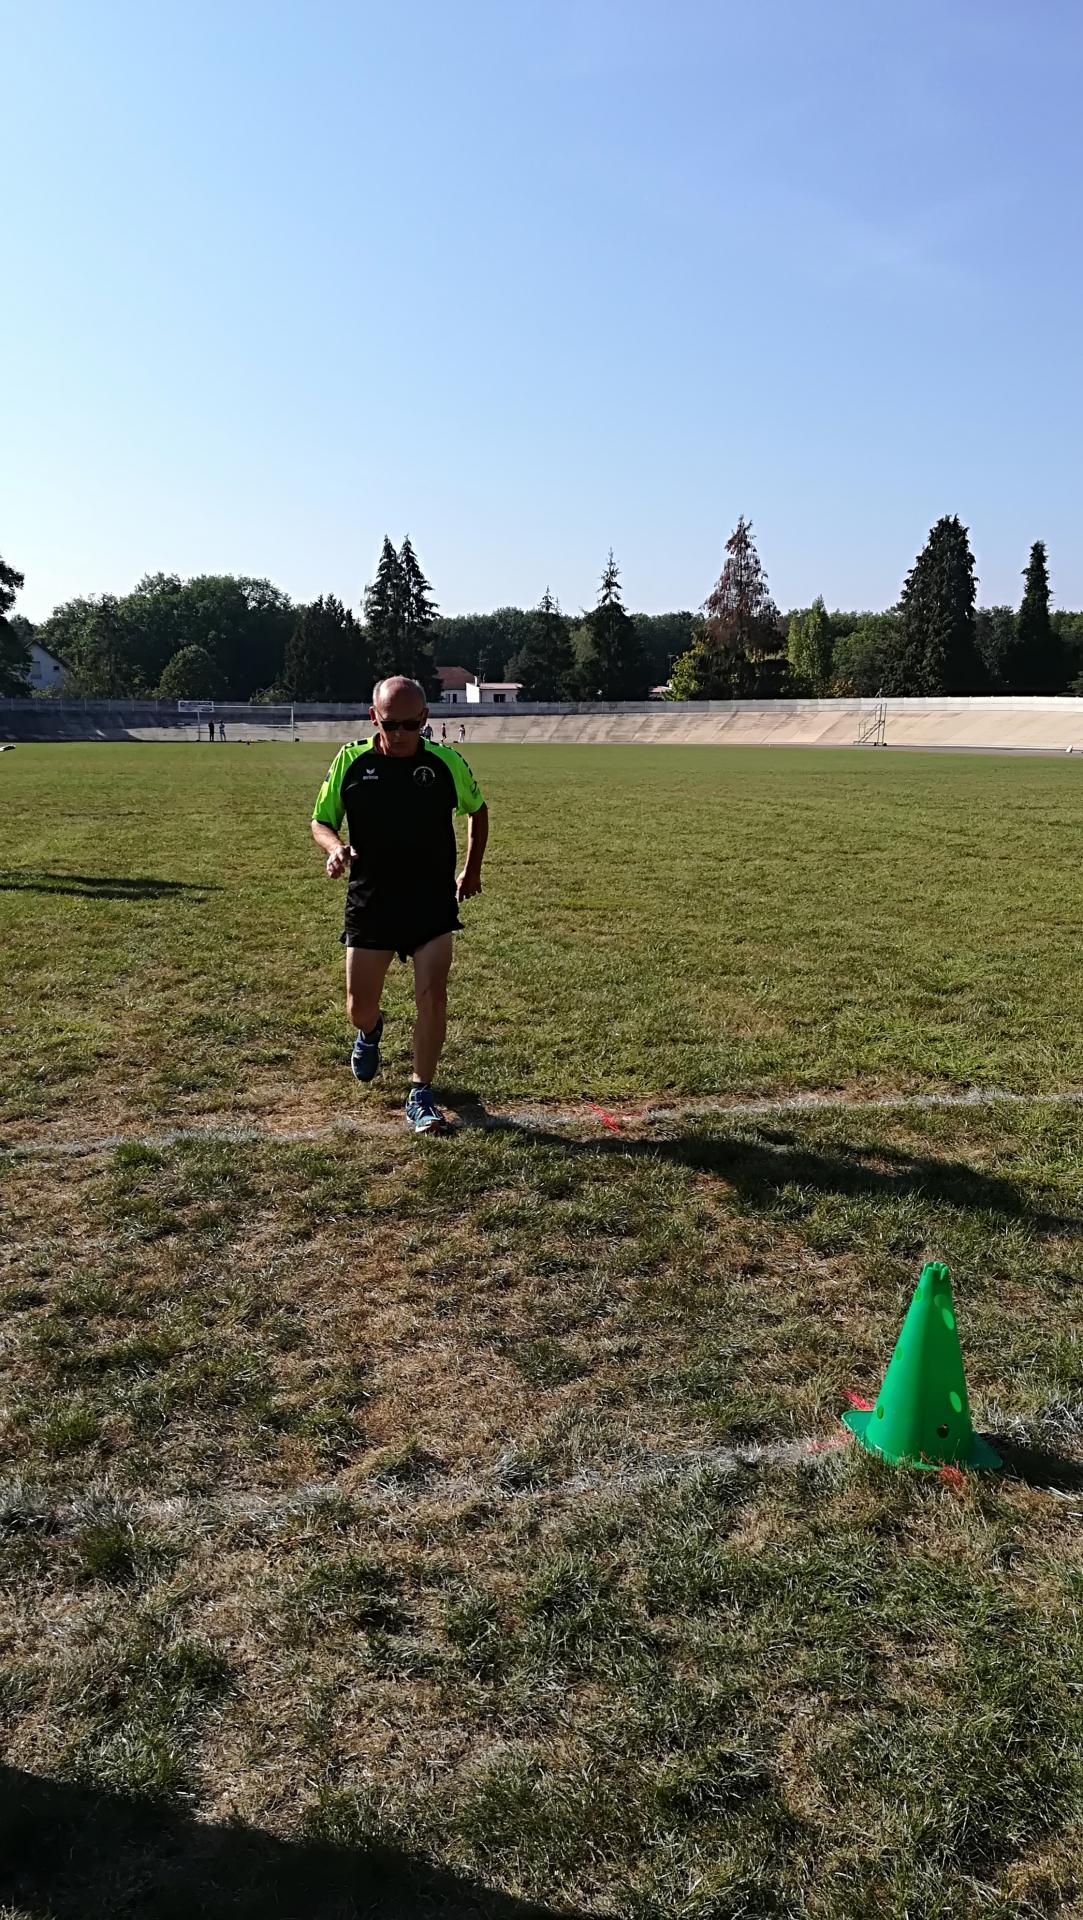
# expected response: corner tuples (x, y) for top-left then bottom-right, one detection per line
(450, 750), (485, 816)
(311, 748), (349, 830)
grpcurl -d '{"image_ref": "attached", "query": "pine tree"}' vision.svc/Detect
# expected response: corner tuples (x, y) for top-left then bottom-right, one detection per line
(786, 596), (833, 693)
(511, 588), (575, 700)
(890, 516), (983, 694)
(1000, 541), (1064, 692)
(363, 537), (405, 681)
(396, 536), (441, 695)
(578, 552), (648, 699)
(282, 595), (370, 702)
(671, 518), (782, 698)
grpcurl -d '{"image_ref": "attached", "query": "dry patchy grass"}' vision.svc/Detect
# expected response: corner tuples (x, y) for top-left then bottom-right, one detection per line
(2, 1098), (1083, 1915)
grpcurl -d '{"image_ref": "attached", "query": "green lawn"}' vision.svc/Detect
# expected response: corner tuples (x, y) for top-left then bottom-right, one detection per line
(1, 743), (1082, 1918)
(1, 744), (1081, 1136)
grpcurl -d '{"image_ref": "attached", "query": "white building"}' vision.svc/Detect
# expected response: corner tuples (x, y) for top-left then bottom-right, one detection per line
(465, 679), (520, 705)
(29, 643), (68, 691)
(437, 666), (521, 706)
(436, 666), (474, 705)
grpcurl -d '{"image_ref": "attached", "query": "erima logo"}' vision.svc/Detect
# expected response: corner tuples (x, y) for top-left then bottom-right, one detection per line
(362, 766), (379, 779)
(413, 764), (436, 785)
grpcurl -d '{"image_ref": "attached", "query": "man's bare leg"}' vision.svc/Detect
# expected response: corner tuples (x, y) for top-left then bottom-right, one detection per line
(345, 947), (393, 1035)
(411, 933), (454, 1086)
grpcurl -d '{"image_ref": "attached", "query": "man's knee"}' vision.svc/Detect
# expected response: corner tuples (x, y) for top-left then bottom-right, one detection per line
(347, 982), (381, 1028)
(415, 974), (449, 1011)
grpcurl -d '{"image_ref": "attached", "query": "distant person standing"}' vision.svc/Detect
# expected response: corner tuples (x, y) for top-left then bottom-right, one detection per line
(440, 721), (447, 743)
(205, 716), (214, 742)
(457, 722), (466, 744)
(219, 720), (226, 741)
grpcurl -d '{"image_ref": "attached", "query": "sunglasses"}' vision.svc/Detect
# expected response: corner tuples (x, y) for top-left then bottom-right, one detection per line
(375, 717), (423, 733)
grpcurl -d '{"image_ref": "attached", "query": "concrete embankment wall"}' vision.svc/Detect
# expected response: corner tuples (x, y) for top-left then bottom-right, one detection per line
(3, 697), (1082, 751)
(294, 699), (1083, 751)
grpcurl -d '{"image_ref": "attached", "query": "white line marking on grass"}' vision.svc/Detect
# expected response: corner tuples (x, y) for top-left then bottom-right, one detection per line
(0, 1433), (855, 1540)
(7, 1423), (1082, 1543)
(2, 1086), (1082, 1161)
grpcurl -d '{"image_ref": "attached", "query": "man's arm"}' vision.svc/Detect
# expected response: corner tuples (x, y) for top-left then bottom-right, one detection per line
(311, 818), (354, 878)
(457, 803), (488, 900)
(311, 746), (356, 877)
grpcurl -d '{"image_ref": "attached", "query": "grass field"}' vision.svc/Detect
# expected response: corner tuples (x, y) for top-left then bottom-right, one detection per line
(2, 743), (1083, 1918)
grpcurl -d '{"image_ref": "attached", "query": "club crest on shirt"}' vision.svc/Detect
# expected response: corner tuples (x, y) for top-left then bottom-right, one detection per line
(413, 764), (436, 784)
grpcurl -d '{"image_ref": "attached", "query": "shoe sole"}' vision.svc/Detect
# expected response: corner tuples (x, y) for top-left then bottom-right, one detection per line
(406, 1113), (448, 1134)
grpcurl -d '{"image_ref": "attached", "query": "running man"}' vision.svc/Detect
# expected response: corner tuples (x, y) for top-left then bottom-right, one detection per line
(310, 676), (488, 1134)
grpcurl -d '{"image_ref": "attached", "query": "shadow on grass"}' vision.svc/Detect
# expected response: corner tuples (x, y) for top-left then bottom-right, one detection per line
(0, 873), (218, 899)
(990, 1437), (1083, 1496)
(440, 1095), (1076, 1234)
(0, 1765), (588, 1920)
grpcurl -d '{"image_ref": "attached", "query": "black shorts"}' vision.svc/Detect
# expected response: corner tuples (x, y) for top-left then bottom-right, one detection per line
(341, 898), (462, 962)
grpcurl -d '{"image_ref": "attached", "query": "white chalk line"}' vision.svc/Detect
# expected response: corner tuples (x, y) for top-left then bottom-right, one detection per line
(5, 1418), (1083, 1545)
(2, 1085), (1082, 1162)
(2, 1435), (837, 1534)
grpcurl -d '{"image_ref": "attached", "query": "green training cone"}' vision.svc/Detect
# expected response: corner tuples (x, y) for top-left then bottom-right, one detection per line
(842, 1261), (1001, 1472)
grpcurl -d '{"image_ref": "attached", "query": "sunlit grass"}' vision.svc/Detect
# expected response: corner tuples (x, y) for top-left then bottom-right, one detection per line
(0, 743), (1080, 1136)
(2, 742), (1083, 1914)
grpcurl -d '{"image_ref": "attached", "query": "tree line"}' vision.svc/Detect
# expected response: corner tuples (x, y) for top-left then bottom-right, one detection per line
(670, 518), (1080, 700)
(2, 520), (1081, 704)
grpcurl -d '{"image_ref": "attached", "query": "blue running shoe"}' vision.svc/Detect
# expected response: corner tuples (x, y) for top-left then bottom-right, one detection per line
(405, 1084), (448, 1134)
(350, 1013), (383, 1083)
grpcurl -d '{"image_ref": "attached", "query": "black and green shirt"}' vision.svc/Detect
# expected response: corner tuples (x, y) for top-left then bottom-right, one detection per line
(312, 738), (485, 912)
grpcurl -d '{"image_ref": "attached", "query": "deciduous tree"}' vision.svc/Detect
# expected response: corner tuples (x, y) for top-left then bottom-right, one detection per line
(281, 595), (370, 702)
(156, 644), (226, 701)
(973, 606), (1017, 688)
(830, 612), (902, 695)
(0, 551), (31, 695)
(786, 596), (833, 693)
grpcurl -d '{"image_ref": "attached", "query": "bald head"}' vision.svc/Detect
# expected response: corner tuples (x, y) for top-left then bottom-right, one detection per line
(372, 676), (427, 709)
(370, 675), (429, 757)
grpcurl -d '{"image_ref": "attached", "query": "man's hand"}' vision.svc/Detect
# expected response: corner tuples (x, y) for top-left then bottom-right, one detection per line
(325, 842), (355, 879)
(456, 866), (483, 903)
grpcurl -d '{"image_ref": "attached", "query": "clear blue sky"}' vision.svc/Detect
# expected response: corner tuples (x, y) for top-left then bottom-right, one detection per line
(4, 0), (1082, 622)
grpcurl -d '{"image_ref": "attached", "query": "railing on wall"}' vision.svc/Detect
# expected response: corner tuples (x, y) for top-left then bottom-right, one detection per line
(854, 702), (887, 746)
